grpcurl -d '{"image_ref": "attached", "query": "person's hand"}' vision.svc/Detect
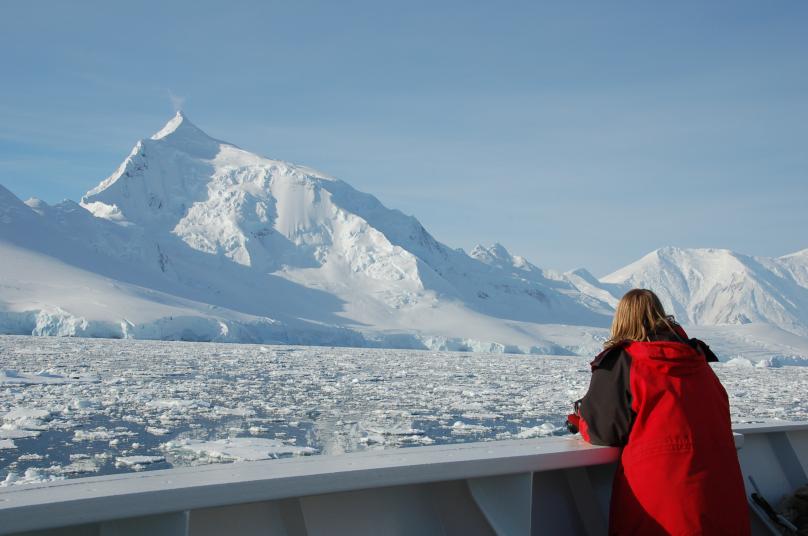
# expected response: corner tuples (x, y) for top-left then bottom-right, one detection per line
(566, 413), (580, 434)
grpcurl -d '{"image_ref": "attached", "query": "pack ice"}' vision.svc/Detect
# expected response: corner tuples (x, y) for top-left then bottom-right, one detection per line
(1, 336), (806, 485)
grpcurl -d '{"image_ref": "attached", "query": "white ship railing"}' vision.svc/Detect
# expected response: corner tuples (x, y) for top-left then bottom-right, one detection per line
(1, 421), (806, 535)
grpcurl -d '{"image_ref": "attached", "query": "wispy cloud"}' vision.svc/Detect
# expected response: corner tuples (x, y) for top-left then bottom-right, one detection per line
(168, 90), (185, 112)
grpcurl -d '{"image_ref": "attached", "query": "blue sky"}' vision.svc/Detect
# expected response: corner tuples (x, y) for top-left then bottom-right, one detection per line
(1, 1), (806, 275)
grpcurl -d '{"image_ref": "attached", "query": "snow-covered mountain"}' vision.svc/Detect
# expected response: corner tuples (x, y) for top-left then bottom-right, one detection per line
(596, 247), (808, 337)
(1, 113), (807, 357)
(0, 113), (615, 354)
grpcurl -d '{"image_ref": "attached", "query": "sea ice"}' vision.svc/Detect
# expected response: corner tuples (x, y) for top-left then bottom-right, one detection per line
(161, 437), (317, 462)
(0, 369), (98, 385)
(0, 335), (805, 485)
(1, 467), (64, 487)
(515, 422), (560, 439)
(115, 455), (165, 467)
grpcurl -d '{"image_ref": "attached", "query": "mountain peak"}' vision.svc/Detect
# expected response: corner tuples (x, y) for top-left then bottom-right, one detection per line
(151, 111), (205, 141)
(489, 242), (511, 258)
(652, 245), (683, 257)
(468, 242), (539, 271)
(471, 242), (512, 260)
(146, 111), (225, 159)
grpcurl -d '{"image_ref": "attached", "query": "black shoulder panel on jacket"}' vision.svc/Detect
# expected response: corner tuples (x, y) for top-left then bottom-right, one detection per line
(579, 348), (634, 447)
(689, 338), (719, 362)
(590, 341), (629, 370)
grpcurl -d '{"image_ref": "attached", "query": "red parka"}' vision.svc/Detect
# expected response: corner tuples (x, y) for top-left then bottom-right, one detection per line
(568, 330), (750, 535)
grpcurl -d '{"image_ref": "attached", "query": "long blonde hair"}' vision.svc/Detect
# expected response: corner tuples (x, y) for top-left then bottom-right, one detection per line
(605, 289), (678, 349)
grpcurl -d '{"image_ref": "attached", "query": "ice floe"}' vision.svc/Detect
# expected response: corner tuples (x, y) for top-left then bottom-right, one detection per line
(115, 455), (165, 469)
(161, 438), (317, 462)
(1, 369), (98, 385)
(1, 466), (65, 487)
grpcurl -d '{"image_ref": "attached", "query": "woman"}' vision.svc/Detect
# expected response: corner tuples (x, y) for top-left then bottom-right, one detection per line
(567, 289), (749, 535)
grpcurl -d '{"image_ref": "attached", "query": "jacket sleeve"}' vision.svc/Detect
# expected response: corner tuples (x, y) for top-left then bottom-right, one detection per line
(576, 347), (634, 446)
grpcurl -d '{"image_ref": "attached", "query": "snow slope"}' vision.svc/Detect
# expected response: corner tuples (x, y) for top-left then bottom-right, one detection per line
(1, 113), (807, 356)
(598, 247), (808, 336)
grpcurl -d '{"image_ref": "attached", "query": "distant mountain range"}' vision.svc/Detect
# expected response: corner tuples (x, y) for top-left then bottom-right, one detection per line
(1, 113), (806, 357)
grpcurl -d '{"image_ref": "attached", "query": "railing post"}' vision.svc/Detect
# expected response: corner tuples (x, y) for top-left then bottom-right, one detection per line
(467, 472), (533, 535)
(99, 511), (189, 536)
